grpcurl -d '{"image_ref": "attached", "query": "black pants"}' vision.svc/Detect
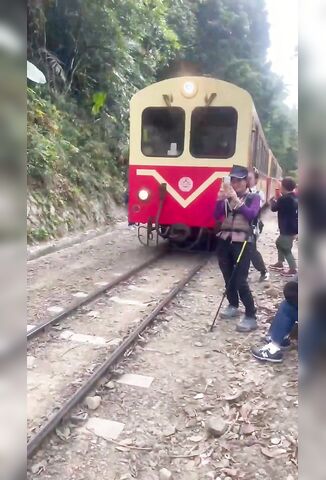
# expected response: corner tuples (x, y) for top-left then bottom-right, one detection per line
(217, 239), (256, 318)
(251, 236), (267, 274)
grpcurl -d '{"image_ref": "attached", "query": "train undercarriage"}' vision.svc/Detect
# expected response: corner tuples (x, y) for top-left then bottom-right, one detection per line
(136, 220), (217, 251)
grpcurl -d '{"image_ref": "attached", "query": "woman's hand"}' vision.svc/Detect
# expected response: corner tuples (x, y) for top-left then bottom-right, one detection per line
(228, 186), (238, 201)
(217, 189), (227, 201)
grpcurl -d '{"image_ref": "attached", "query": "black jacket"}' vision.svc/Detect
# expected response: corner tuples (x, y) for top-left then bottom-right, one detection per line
(271, 193), (298, 235)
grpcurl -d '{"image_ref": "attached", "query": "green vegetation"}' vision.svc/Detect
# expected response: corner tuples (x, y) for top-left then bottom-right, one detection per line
(27, 0), (298, 241)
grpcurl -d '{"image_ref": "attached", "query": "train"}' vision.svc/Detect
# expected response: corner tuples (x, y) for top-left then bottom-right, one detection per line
(127, 76), (282, 248)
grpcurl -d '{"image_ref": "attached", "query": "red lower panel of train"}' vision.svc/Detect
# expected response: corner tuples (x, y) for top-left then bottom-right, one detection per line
(128, 165), (230, 228)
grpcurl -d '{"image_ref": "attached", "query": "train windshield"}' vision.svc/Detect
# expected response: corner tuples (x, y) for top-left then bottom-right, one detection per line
(190, 107), (237, 158)
(141, 107), (185, 157)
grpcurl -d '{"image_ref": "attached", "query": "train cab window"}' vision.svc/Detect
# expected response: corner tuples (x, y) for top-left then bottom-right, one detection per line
(190, 107), (237, 158)
(141, 107), (185, 157)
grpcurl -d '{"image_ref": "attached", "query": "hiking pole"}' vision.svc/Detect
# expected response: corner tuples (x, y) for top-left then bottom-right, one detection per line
(209, 240), (248, 332)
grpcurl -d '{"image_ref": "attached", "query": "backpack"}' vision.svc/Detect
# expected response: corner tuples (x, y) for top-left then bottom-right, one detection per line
(246, 193), (264, 235)
(252, 215), (264, 235)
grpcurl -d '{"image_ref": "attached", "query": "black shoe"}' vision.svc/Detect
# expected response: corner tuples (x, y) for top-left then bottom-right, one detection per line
(251, 344), (283, 363)
(259, 271), (270, 282)
(264, 335), (291, 350)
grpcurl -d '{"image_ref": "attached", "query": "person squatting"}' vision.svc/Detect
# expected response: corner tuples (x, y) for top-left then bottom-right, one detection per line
(214, 165), (260, 333)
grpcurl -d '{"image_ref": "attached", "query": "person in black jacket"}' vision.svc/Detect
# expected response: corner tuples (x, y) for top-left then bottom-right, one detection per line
(270, 177), (298, 276)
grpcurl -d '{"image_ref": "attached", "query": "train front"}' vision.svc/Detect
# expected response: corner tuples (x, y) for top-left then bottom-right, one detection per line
(128, 76), (253, 248)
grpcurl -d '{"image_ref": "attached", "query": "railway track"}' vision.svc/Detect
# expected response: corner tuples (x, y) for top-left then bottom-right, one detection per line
(27, 249), (166, 341)
(27, 254), (208, 459)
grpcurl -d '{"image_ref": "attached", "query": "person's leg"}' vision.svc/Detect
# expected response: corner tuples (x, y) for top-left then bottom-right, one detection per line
(268, 300), (298, 345)
(217, 239), (239, 310)
(251, 300), (298, 363)
(234, 243), (256, 316)
(276, 234), (286, 264)
(270, 235), (284, 269)
(281, 235), (297, 271)
(231, 243), (258, 332)
(251, 236), (267, 274)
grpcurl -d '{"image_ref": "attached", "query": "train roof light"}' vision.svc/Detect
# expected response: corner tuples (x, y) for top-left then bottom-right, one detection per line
(182, 81), (197, 98)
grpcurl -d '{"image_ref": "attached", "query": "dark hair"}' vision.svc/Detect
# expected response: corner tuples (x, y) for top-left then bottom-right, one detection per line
(283, 280), (298, 307)
(282, 177), (296, 192)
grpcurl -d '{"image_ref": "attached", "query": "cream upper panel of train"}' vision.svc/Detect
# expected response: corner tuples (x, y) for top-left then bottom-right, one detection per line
(129, 76), (255, 168)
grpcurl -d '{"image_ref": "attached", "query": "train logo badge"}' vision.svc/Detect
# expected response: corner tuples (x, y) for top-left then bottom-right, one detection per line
(178, 177), (193, 193)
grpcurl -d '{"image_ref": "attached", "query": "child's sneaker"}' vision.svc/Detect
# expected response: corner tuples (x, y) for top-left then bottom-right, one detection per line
(251, 344), (283, 363)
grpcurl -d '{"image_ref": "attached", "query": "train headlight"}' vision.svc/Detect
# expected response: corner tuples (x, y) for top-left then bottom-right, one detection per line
(182, 81), (197, 98)
(138, 189), (150, 201)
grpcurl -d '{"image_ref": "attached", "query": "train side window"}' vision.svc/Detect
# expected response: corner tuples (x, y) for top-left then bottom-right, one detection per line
(251, 125), (258, 165)
(141, 107), (185, 157)
(263, 147), (269, 174)
(190, 107), (237, 158)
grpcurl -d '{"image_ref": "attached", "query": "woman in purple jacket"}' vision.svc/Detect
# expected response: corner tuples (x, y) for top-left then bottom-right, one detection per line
(215, 165), (261, 332)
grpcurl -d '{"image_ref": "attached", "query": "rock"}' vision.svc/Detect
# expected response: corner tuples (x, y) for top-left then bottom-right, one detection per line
(271, 437), (281, 445)
(31, 461), (47, 474)
(159, 468), (173, 480)
(55, 425), (71, 440)
(223, 389), (243, 402)
(186, 419), (197, 428)
(193, 393), (204, 400)
(194, 342), (203, 347)
(70, 412), (88, 424)
(188, 435), (203, 442)
(261, 446), (287, 458)
(163, 425), (176, 437)
(85, 396), (101, 410)
(104, 381), (115, 389)
(222, 468), (238, 477)
(205, 416), (227, 438)
(241, 423), (255, 435)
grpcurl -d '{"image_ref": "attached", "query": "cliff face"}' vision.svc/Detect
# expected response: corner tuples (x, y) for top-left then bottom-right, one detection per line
(27, 88), (126, 244)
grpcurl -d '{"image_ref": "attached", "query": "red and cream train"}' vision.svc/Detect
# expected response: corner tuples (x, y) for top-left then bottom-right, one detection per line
(127, 76), (282, 247)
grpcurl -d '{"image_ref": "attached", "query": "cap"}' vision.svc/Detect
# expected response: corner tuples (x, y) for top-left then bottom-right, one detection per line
(230, 165), (248, 179)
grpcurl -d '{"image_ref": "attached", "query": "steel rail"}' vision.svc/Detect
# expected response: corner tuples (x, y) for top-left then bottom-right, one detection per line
(27, 250), (166, 341)
(27, 257), (206, 458)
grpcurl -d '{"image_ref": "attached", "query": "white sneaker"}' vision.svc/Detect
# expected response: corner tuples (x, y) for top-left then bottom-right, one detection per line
(220, 305), (239, 319)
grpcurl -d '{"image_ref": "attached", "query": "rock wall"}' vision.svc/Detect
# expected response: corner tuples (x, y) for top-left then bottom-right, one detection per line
(27, 189), (124, 243)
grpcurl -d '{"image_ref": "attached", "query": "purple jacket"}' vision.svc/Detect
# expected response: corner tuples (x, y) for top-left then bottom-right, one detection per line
(215, 193), (261, 242)
(214, 194), (260, 222)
